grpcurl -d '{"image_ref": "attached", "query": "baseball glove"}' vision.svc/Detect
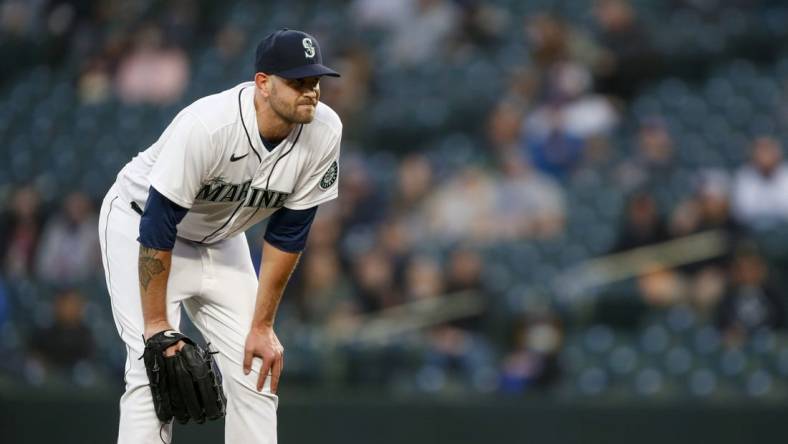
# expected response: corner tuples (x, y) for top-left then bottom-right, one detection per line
(142, 330), (226, 424)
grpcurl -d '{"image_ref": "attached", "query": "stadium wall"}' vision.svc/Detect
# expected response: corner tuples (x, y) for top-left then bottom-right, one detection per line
(2, 390), (786, 443)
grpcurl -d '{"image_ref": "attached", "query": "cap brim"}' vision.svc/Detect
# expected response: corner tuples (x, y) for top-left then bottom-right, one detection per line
(275, 64), (340, 79)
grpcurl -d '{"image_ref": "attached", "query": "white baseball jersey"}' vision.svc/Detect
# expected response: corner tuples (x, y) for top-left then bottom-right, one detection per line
(115, 81), (341, 244)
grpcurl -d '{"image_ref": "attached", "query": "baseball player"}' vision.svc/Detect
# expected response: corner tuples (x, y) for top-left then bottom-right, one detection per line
(98, 29), (341, 443)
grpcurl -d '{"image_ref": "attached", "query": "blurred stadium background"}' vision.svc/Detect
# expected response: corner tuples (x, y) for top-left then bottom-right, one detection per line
(2, 0), (788, 442)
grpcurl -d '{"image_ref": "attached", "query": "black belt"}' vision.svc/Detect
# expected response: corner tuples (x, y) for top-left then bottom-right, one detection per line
(131, 201), (144, 216)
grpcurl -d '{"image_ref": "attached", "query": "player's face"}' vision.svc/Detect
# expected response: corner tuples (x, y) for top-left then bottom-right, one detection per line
(269, 76), (321, 124)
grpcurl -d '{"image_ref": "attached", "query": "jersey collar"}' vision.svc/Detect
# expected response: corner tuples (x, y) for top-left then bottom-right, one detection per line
(240, 84), (299, 160)
(238, 84), (263, 163)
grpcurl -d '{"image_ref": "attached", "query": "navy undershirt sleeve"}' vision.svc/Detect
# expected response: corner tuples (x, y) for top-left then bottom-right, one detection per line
(138, 186), (189, 250)
(263, 206), (317, 253)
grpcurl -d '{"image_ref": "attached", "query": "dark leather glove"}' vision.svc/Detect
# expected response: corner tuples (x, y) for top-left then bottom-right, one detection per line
(142, 330), (226, 424)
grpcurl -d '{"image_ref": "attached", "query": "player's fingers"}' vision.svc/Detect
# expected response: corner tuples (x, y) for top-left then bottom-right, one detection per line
(256, 358), (273, 392)
(271, 356), (283, 394)
(243, 348), (253, 375)
(164, 340), (185, 357)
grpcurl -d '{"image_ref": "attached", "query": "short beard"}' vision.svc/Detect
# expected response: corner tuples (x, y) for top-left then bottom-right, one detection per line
(269, 89), (315, 124)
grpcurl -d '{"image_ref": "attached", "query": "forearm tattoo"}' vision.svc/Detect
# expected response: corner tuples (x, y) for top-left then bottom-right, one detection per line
(139, 246), (165, 291)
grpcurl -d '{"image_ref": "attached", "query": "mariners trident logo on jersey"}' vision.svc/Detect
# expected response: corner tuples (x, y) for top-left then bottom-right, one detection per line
(196, 177), (289, 208)
(319, 161), (338, 190)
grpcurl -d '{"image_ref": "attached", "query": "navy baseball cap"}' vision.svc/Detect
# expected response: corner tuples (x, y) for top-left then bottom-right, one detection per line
(255, 29), (340, 79)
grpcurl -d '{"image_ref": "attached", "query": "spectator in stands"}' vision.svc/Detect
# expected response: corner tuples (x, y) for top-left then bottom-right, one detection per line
(380, 158), (428, 274)
(78, 56), (112, 104)
(423, 166), (498, 244)
(115, 23), (189, 105)
(0, 0), (70, 84)
(29, 289), (95, 372)
(353, 0), (460, 67)
(377, 217), (415, 286)
(214, 23), (247, 62)
(689, 265), (727, 321)
(618, 176), (732, 313)
(444, 247), (487, 332)
(544, 62), (618, 139)
(404, 255), (444, 301)
(293, 248), (358, 331)
(522, 102), (584, 181)
(420, 324), (493, 391)
(0, 1), (39, 38)
(524, 14), (605, 73)
(0, 185), (45, 279)
(669, 170), (742, 299)
(671, 170), (741, 240)
(612, 190), (669, 252)
(523, 63), (617, 180)
(499, 314), (563, 393)
(616, 117), (677, 192)
(390, 153), (434, 218)
(525, 13), (573, 71)
(319, 46), (373, 131)
(487, 99), (525, 159)
(337, 154), (383, 231)
(495, 151), (566, 239)
(351, 0), (413, 30)
(445, 247), (484, 294)
(453, 0), (509, 49)
(351, 248), (401, 313)
(636, 262), (686, 308)
(158, 0), (202, 47)
(716, 243), (786, 343)
(731, 136), (788, 230)
(505, 66), (542, 107)
(591, 0), (660, 100)
(384, 0), (460, 68)
(36, 191), (100, 286)
(306, 202), (342, 251)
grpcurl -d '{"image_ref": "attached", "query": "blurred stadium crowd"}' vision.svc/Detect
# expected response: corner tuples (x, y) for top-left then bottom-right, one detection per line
(2, 0), (788, 400)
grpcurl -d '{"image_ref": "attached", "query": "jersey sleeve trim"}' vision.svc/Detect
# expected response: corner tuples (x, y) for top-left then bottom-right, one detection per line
(148, 178), (195, 209)
(138, 186), (189, 250)
(284, 191), (338, 210)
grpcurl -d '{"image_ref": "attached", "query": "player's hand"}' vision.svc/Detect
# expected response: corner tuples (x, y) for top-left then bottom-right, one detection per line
(144, 322), (185, 357)
(243, 325), (284, 393)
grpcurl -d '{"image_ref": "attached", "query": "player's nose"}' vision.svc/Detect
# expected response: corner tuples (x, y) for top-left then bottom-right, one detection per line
(302, 91), (318, 102)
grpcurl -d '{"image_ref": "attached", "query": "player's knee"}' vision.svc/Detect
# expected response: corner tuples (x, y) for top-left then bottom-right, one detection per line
(225, 369), (279, 406)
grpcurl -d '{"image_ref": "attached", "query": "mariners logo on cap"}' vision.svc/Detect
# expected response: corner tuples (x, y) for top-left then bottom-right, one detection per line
(303, 38), (316, 59)
(319, 160), (338, 190)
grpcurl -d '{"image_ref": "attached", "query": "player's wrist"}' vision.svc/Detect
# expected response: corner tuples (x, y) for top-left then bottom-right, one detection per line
(251, 322), (275, 334)
(144, 320), (173, 340)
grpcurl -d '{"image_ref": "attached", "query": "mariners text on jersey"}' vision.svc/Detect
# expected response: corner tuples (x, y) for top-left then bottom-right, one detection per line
(196, 178), (289, 209)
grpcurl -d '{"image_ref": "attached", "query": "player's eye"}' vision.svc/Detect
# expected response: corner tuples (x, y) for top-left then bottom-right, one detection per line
(289, 78), (319, 90)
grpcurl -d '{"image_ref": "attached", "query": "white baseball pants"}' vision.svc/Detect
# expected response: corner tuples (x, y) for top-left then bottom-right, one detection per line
(98, 183), (278, 444)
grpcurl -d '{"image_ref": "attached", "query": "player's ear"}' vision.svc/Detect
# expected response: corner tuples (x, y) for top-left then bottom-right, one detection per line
(254, 73), (272, 98)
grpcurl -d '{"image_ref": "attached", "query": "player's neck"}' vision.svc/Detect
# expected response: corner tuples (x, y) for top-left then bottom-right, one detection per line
(254, 91), (294, 143)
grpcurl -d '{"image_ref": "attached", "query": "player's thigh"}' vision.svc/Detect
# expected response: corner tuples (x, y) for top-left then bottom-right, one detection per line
(168, 237), (204, 304)
(182, 233), (280, 436)
(99, 192), (197, 347)
(183, 234), (258, 364)
(99, 193), (148, 348)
